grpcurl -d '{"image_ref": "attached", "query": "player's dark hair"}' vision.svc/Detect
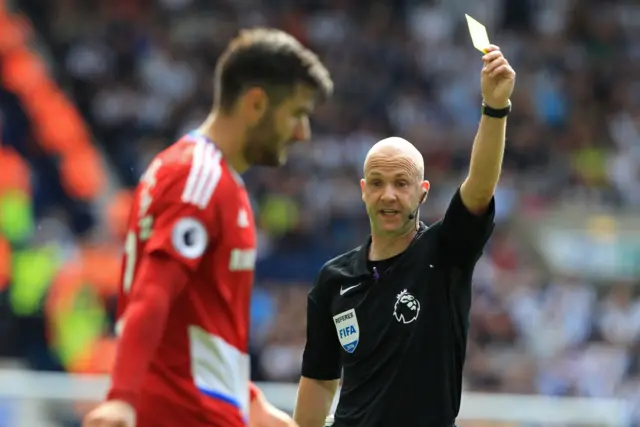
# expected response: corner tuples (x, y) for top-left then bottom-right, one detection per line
(214, 28), (333, 112)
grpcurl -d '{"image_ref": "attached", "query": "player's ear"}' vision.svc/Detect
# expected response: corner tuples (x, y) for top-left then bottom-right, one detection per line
(242, 87), (269, 124)
(360, 178), (366, 202)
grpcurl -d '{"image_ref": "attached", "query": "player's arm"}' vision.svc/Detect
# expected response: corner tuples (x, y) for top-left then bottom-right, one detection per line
(460, 45), (515, 215)
(294, 281), (341, 427)
(84, 250), (192, 427)
(107, 252), (190, 405)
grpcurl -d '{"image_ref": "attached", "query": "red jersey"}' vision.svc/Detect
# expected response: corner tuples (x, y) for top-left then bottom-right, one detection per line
(114, 131), (256, 426)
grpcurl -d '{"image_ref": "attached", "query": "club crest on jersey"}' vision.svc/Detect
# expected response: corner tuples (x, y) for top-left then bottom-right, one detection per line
(393, 289), (420, 324)
(333, 308), (359, 353)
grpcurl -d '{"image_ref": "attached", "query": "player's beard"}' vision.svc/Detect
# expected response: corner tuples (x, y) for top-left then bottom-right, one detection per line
(243, 111), (286, 167)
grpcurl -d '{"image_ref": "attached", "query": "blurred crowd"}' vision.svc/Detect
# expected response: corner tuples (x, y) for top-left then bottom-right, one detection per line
(1, 0), (640, 424)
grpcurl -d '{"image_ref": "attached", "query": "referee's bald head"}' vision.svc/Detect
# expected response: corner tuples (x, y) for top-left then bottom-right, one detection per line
(363, 137), (424, 181)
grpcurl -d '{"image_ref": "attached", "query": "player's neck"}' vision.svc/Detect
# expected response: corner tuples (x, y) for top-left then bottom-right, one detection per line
(199, 113), (250, 173)
(369, 227), (417, 261)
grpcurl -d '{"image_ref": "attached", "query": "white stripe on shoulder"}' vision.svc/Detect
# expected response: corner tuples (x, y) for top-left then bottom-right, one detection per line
(181, 138), (223, 209)
(198, 148), (223, 209)
(181, 138), (205, 203)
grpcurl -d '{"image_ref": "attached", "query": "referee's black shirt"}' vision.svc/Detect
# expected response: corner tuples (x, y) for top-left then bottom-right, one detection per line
(301, 188), (495, 427)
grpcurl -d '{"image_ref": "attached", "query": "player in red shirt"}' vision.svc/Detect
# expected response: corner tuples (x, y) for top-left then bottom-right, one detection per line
(82, 28), (333, 427)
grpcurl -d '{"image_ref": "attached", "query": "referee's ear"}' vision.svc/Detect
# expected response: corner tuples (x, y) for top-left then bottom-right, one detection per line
(360, 178), (366, 201)
(421, 181), (431, 203)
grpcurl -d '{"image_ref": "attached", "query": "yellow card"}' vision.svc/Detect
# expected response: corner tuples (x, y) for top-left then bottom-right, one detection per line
(465, 14), (490, 53)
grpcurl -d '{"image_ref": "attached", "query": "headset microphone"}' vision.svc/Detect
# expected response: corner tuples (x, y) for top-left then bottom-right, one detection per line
(407, 191), (427, 221)
(407, 206), (419, 221)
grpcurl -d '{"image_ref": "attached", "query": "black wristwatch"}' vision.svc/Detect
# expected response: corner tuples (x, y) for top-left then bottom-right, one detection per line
(481, 100), (511, 118)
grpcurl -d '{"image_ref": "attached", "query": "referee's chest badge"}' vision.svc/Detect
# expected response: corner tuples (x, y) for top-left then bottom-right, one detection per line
(333, 308), (360, 353)
(393, 289), (420, 324)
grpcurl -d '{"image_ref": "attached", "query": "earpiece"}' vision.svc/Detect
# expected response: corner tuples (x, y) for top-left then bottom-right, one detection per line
(408, 190), (428, 221)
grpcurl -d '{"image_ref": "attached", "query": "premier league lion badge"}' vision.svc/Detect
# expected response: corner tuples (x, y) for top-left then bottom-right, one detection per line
(393, 289), (420, 324)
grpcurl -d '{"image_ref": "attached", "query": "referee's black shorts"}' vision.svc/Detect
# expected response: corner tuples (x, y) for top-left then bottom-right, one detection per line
(325, 419), (457, 427)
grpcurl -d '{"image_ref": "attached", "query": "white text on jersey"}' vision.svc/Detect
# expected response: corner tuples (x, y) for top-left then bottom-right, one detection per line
(237, 208), (249, 228)
(229, 249), (256, 271)
(139, 158), (162, 218)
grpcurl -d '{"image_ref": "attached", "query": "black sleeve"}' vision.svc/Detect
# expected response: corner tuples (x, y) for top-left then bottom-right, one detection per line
(438, 187), (495, 267)
(301, 277), (342, 380)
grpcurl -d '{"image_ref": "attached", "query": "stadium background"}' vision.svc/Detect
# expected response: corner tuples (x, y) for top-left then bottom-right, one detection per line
(0, 0), (638, 425)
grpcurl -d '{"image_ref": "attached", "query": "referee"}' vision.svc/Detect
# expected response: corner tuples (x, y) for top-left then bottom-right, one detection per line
(293, 45), (515, 427)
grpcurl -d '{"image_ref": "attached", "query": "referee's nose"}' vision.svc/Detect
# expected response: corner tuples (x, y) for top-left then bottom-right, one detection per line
(380, 183), (398, 203)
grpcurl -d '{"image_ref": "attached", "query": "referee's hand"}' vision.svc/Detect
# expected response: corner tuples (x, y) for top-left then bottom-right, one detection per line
(480, 45), (516, 109)
(82, 400), (136, 427)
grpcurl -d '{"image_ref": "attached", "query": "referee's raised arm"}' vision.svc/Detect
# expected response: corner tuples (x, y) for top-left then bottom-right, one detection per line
(460, 45), (515, 215)
(294, 266), (342, 427)
(438, 44), (515, 267)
